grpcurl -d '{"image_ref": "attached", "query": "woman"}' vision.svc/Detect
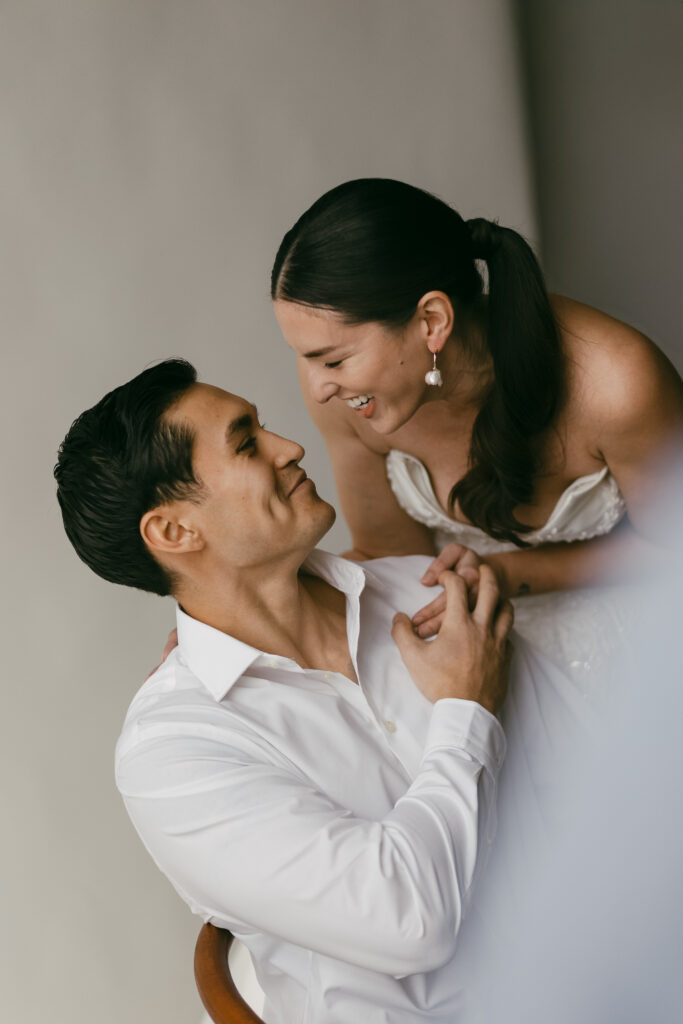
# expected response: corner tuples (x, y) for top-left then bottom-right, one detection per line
(272, 178), (682, 673)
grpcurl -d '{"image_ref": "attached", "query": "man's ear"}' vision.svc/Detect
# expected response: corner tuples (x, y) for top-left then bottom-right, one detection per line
(416, 291), (455, 354)
(139, 506), (204, 557)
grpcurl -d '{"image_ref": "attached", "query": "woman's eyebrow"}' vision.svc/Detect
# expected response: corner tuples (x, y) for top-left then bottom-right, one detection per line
(301, 346), (336, 359)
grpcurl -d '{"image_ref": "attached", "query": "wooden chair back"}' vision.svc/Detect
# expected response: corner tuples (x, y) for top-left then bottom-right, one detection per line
(194, 923), (265, 1024)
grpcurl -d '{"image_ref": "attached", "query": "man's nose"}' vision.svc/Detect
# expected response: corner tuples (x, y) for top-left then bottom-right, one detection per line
(271, 433), (305, 468)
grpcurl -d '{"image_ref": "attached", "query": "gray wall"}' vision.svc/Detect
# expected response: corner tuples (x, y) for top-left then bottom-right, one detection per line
(517, 0), (682, 367)
(0, 3), (534, 1022)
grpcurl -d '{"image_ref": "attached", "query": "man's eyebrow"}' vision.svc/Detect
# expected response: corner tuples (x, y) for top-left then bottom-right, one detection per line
(226, 405), (259, 439)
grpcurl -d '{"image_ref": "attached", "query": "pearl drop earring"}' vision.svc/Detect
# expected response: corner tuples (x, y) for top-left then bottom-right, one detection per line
(424, 352), (443, 387)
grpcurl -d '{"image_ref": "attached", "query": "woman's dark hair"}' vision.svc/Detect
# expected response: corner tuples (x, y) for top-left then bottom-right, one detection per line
(272, 178), (563, 545)
(54, 358), (202, 595)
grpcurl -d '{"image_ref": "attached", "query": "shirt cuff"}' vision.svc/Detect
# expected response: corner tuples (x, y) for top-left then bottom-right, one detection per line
(425, 698), (506, 777)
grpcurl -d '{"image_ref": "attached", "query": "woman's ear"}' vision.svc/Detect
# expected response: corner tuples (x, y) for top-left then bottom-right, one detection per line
(140, 507), (204, 557)
(416, 291), (455, 354)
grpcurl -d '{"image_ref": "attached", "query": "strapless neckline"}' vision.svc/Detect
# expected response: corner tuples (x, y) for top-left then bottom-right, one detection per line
(385, 449), (626, 554)
(386, 449), (634, 700)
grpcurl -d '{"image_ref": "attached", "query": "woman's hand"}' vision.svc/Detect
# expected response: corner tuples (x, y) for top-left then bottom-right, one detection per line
(393, 567), (513, 712)
(144, 628), (179, 681)
(412, 544), (483, 638)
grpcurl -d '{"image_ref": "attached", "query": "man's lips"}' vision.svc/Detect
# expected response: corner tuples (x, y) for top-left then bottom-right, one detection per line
(288, 471), (310, 497)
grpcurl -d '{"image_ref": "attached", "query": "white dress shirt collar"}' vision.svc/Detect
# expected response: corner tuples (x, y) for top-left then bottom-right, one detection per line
(175, 549), (375, 702)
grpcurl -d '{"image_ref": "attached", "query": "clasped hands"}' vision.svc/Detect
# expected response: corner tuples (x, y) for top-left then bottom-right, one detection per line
(412, 543), (492, 638)
(392, 551), (512, 713)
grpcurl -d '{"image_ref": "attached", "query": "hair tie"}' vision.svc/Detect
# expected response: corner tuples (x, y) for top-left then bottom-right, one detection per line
(467, 218), (501, 261)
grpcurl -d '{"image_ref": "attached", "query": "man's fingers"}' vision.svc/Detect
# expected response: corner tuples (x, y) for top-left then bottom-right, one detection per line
(391, 612), (421, 654)
(421, 544), (467, 585)
(437, 570), (469, 626)
(502, 638), (514, 679)
(472, 564), (501, 627)
(494, 600), (515, 643)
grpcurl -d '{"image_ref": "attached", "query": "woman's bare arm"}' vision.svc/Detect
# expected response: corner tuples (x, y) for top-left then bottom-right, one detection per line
(483, 311), (682, 596)
(484, 520), (666, 599)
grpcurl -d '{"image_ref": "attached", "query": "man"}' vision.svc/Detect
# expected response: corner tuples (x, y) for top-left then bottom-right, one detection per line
(55, 358), (512, 1023)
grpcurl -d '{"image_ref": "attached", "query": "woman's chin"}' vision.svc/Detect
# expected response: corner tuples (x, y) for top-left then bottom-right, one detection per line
(374, 399), (423, 436)
(349, 394), (415, 435)
(372, 410), (408, 436)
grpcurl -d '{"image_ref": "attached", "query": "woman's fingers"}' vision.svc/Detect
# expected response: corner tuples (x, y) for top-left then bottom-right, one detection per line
(144, 627), (179, 682)
(420, 544), (469, 585)
(412, 592), (447, 626)
(415, 614), (444, 638)
(457, 564), (480, 584)
(162, 628), (179, 662)
(415, 559), (482, 628)
(494, 600), (515, 643)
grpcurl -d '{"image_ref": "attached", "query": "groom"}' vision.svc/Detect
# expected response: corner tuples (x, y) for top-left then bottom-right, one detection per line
(55, 359), (512, 1023)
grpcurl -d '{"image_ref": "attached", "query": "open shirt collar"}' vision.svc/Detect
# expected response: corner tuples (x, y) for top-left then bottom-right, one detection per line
(175, 549), (374, 702)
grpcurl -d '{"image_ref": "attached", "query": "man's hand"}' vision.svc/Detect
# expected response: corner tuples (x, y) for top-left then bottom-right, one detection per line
(392, 566), (513, 715)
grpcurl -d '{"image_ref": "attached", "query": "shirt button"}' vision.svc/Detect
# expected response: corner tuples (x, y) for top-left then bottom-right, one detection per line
(383, 720), (397, 733)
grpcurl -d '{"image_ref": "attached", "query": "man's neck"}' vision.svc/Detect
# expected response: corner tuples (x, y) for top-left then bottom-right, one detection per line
(177, 556), (356, 679)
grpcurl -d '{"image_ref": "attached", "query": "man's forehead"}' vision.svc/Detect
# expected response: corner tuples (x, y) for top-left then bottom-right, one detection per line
(168, 382), (255, 424)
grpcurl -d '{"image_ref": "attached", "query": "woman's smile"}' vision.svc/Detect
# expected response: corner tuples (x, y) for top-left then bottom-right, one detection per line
(345, 394), (375, 417)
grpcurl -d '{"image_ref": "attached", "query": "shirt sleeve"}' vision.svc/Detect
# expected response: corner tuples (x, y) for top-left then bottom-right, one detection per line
(116, 696), (504, 978)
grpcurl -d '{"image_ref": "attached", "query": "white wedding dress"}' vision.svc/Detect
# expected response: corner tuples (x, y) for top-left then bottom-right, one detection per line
(386, 450), (642, 1021)
(386, 450), (632, 689)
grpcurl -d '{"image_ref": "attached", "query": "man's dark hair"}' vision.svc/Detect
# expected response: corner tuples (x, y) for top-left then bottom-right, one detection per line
(54, 358), (202, 596)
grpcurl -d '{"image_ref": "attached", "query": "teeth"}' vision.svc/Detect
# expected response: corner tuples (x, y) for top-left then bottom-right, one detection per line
(346, 395), (373, 409)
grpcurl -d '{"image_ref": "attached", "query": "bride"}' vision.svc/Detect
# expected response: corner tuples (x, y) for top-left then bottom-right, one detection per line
(272, 178), (682, 676)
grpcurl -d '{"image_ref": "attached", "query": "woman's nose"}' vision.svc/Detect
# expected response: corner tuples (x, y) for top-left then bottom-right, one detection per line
(308, 368), (340, 404)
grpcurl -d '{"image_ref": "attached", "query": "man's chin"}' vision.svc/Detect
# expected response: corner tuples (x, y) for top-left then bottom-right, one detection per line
(314, 500), (336, 539)
(302, 497), (336, 547)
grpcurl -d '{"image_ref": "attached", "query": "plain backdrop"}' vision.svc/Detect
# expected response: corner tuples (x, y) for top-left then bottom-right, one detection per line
(1, 3), (534, 1022)
(0, 2), (679, 1023)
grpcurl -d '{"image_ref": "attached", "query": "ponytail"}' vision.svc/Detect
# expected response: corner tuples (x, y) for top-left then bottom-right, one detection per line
(450, 219), (563, 544)
(272, 180), (563, 545)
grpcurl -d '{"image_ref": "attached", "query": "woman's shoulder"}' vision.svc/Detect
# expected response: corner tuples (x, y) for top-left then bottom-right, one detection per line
(551, 295), (682, 438)
(552, 293), (658, 364)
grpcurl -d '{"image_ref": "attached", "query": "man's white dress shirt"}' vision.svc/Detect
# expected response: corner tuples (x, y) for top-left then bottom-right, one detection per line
(116, 552), (506, 1023)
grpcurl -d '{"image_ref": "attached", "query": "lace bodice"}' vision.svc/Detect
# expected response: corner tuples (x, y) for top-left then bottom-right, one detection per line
(385, 449), (626, 555)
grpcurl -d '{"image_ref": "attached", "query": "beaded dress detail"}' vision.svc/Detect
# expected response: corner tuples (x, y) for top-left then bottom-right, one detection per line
(386, 450), (630, 685)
